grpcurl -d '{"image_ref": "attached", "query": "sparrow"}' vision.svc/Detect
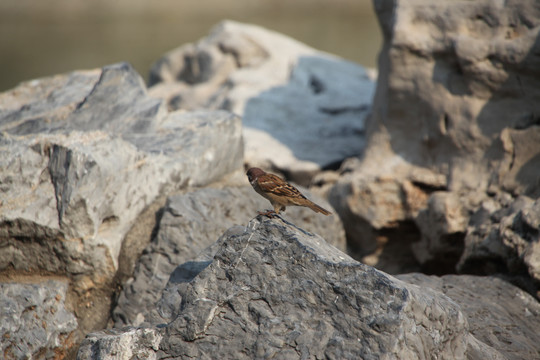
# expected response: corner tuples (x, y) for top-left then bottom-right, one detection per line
(246, 167), (331, 217)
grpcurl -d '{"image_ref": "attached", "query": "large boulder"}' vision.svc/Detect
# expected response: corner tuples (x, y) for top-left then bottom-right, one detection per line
(0, 62), (243, 354)
(112, 185), (345, 327)
(148, 20), (375, 184)
(79, 217), (470, 359)
(327, 0), (540, 273)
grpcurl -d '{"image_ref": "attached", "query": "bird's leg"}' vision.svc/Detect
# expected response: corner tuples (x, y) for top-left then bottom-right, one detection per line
(257, 202), (283, 218)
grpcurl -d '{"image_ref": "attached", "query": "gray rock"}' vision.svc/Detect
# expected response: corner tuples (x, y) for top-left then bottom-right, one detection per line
(0, 63), (164, 135)
(1, 280), (78, 359)
(0, 62), (243, 350)
(0, 110), (242, 275)
(77, 328), (162, 360)
(0, 69), (101, 134)
(398, 273), (540, 360)
(112, 185), (345, 327)
(457, 196), (540, 295)
(148, 20), (375, 184)
(80, 217), (468, 359)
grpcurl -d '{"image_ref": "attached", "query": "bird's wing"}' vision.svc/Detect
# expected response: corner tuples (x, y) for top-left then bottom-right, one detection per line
(257, 174), (307, 199)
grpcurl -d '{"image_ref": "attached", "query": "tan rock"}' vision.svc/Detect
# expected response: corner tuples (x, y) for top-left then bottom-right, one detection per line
(329, 0), (540, 274)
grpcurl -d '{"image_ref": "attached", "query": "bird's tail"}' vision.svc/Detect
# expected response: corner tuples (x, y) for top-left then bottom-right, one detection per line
(307, 201), (331, 216)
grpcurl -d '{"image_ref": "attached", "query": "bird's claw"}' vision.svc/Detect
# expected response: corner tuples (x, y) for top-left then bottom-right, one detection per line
(258, 210), (277, 218)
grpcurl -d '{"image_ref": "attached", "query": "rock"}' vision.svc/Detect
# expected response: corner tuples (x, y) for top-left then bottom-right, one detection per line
(79, 217), (469, 359)
(148, 20), (376, 184)
(398, 273), (540, 360)
(0, 63), (164, 135)
(327, 165), (441, 265)
(1, 280), (78, 359)
(0, 69), (102, 133)
(412, 191), (469, 274)
(367, 0), (540, 196)
(327, 0), (540, 271)
(0, 62), (243, 188)
(77, 328), (162, 360)
(457, 196), (540, 296)
(498, 127), (540, 197)
(112, 185), (345, 327)
(0, 62), (243, 352)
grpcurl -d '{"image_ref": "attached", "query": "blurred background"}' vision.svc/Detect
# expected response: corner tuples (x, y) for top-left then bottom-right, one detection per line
(0, 0), (381, 92)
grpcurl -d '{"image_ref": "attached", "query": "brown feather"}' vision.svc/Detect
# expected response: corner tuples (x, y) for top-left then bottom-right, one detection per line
(246, 167), (331, 216)
(306, 201), (331, 215)
(257, 174), (306, 200)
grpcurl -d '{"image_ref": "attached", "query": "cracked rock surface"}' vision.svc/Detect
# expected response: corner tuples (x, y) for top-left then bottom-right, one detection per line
(79, 217), (469, 359)
(112, 185), (345, 328)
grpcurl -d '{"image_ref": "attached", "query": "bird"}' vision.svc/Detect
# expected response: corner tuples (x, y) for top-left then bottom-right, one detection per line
(246, 167), (331, 217)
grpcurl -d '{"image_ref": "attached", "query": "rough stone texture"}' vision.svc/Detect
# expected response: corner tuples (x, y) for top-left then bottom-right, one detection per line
(0, 62), (243, 354)
(112, 185), (345, 328)
(457, 196), (540, 296)
(327, 161), (442, 256)
(1, 280), (78, 359)
(0, 69), (102, 133)
(148, 20), (375, 184)
(0, 63), (164, 135)
(327, 0), (540, 272)
(412, 191), (469, 274)
(77, 328), (162, 360)
(398, 273), (540, 360)
(0, 112), (242, 269)
(367, 0), (540, 196)
(79, 217), (469, 360)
